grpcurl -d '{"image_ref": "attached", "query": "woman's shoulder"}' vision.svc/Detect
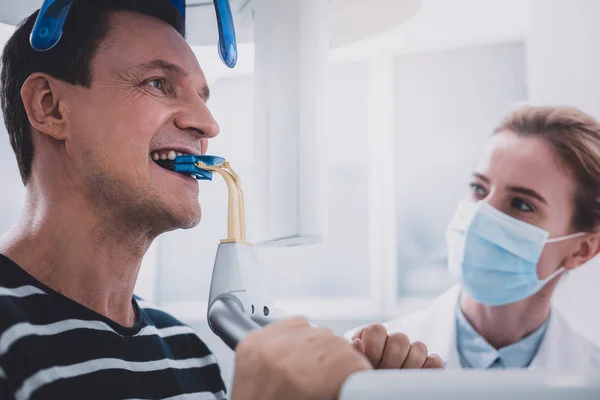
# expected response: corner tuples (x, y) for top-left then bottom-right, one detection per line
(541, 306), (600, 369)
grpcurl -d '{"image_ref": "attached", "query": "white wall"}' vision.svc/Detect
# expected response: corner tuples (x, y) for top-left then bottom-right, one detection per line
(526, 0), (600, 346)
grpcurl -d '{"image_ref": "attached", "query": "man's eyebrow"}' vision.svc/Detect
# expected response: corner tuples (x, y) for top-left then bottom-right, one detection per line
(129, 59), (190, 78)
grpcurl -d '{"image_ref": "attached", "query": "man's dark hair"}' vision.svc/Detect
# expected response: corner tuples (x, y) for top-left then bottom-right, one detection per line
(1, 0), (185, 184)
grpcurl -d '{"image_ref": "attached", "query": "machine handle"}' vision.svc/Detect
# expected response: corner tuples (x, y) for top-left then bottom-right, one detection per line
(207, 296), (260, 350)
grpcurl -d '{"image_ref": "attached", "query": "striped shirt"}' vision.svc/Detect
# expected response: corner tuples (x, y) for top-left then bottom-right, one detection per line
(0, 254), (226, 400)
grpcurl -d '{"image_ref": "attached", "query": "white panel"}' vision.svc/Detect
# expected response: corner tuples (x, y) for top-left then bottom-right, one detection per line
(257, 60), (372, 299)
(252, 0), (328, 245)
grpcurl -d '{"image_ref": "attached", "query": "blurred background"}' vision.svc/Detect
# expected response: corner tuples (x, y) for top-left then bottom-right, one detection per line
(1, 0), (599, 387)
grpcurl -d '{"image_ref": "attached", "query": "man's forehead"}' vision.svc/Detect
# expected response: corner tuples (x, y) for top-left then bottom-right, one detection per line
(96, 11), (202, 76)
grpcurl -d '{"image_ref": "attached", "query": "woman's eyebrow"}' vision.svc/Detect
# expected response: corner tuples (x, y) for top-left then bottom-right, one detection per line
(507, 186), (548, 204)
(472, 173), (490, 183)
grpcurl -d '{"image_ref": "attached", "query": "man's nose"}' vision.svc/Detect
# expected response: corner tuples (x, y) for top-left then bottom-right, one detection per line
(174, 95), (220, 140)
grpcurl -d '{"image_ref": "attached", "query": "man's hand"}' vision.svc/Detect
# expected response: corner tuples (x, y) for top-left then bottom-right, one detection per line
(352, 324), (444, 369)
(231, 317), (372, 400)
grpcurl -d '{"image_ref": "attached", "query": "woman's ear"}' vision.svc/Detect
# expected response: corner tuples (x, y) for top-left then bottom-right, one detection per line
(563, 233), (600, 270)
(20, 73), (71, 141)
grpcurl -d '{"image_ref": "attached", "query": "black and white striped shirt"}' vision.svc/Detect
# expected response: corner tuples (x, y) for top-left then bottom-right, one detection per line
(0, 254), (226, 400)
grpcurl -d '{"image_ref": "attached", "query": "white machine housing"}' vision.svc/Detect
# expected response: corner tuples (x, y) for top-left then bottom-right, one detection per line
(207, 242), (287, 348)
(340, 370), (600, 400)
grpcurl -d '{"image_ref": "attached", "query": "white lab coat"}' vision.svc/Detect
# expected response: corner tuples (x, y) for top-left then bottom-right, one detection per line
(346, 285), (600, 371)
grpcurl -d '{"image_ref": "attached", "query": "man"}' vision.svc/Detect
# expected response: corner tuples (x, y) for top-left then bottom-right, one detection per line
(0, 1), (442, 399)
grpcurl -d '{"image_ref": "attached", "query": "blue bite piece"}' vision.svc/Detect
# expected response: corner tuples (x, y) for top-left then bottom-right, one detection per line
(171, 155), (226, 180)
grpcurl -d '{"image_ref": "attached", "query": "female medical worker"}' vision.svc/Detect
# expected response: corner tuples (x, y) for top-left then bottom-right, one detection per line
(348, 106), (600, 371)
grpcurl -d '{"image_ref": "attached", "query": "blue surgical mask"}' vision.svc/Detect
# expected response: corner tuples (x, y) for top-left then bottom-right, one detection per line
(446, 200), (584, 306)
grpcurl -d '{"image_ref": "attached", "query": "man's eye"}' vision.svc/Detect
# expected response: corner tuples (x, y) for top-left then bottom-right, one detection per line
(512, 198), (534, 212)
(145, 78), (166, 92)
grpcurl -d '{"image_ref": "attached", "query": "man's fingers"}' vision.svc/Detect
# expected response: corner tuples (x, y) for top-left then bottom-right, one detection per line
(361, 324), (388, 367)
(378, 332), (411, 369)
(423, 354), (445, 369)
(401, 341), (429, 369)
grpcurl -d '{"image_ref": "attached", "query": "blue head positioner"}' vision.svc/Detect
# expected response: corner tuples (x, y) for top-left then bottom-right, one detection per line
(30, 0), (238, 68)
(29, 0), (73, 51)
(213, 0), (237, 68)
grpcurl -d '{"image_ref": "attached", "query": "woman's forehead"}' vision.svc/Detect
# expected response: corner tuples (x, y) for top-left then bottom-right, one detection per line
(475, 131), (575, 200)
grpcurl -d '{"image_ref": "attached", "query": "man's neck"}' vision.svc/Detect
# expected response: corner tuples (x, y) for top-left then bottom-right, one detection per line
(0, 189), (155, 327)
(460, 287), (555, 349)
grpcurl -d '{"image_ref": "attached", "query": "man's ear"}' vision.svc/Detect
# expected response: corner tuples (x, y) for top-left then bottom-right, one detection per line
(563, 233), (600, 270)
(20, 73), (71, 141)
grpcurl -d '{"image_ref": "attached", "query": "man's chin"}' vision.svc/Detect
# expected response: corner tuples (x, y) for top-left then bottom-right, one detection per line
(178, 213), (202, 230)
(174, 204), (202, 230)
(153, 203), (202, 233)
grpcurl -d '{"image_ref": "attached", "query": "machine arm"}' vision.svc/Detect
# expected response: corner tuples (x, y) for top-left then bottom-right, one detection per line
(198, 159), (288, 349)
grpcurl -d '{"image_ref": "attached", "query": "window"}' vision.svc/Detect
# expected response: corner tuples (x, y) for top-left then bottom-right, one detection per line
(393, 43), (527, 300)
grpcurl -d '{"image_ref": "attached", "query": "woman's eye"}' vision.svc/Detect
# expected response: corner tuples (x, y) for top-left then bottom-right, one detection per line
(512, 198), (534, 212)
(469, 183), (487, 197)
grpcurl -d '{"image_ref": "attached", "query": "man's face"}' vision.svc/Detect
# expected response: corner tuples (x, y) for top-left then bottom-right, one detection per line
(62, 11), (219, 232)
